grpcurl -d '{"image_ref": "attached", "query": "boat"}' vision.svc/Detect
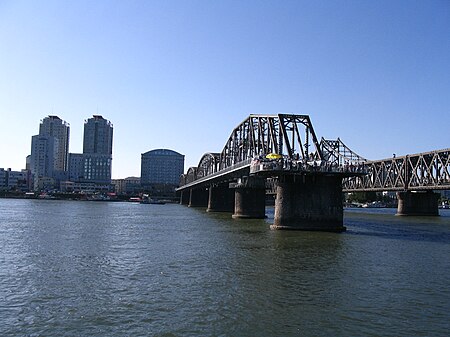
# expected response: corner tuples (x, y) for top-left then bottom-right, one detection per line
(87, 193), (110, 201)
(140, 194), (166, 205)
(362, 201), (385, 208)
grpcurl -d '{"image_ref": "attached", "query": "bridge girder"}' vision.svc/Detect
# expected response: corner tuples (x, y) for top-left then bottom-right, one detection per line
(178, 113), (450, 193)
(320, 137), (367, 167)
(217, 114), (323, 170)
(343, 148), (450, 192)
(181, 167), (199, 185)
(197, 153), (220, 178)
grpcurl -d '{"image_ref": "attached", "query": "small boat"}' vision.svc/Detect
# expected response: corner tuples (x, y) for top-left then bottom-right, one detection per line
(362, 201), (385, 208)
(140, 194), (165, 205)
(87, 193), (110, 201)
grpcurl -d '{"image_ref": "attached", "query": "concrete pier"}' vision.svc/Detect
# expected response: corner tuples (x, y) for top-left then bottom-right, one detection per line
(272, 174), (345, 232)
(396, 191), (439, 216)
(207, 184), (235, 212)
(232, 177), (266, 219)
(188, 188), (209, 207)
(179, 190), (190, 205)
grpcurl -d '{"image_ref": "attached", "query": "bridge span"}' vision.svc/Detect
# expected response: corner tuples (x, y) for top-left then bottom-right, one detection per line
(343, 148), (450, 215)
(177, 114), (449, 231)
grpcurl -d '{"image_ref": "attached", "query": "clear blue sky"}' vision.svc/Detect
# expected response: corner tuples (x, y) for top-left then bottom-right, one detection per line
(0, 0), (449, 178)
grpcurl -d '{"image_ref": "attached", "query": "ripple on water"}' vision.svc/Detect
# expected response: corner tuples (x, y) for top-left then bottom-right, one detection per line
(0, 200), (449, 336)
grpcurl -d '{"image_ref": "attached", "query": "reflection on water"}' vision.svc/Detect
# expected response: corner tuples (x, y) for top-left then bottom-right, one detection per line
(0, 199), (449, 336)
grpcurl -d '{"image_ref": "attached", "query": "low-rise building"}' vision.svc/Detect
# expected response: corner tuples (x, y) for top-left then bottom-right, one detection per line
(112, 176), (141, 195)
(0, 168), (31, 191)
(69, 153), (112, 186)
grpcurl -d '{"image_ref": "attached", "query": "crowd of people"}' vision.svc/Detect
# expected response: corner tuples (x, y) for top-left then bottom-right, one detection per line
(250, 155), (367, 174)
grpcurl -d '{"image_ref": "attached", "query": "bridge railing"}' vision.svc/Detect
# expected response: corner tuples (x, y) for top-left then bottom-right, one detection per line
(250, 157), (368, 175)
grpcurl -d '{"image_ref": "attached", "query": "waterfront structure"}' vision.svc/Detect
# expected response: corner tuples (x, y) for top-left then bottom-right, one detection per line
(68, 153), (111, 184)
(178, 114), (450, 230)
(112, 177), (141, 195)
(28, 115), (70, 191)
(68, 153), (84, 182)
(0, 168), (30, 191)
(29, 135), (56, 190)
(141, 149), (185, 189)
(0, 169), (6, 189)
(39, 116), (70, 171)
(83, 115), (113, 156)
(68, 115), (113, 188)
(59, 180), (112, 193)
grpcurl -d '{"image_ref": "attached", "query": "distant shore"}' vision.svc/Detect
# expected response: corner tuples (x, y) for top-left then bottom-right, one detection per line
(0, 192), (178, 203)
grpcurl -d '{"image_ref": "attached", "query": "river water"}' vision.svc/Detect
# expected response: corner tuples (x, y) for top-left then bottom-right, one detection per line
(1, 198), (449, 336)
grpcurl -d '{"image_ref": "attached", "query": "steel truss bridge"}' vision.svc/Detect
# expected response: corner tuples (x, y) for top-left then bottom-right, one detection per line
(343, 149), (450, 192)
(179, 114), (366, 190)
(179, 113), (450, 193)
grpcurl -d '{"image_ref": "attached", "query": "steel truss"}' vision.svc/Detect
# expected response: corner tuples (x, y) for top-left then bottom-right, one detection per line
(218, 114), (322, 169)
(320, 138), (366, 167)
(179, 113), (449, 192)
(181, 114), (324, 184)
(344, 149), (450, 192)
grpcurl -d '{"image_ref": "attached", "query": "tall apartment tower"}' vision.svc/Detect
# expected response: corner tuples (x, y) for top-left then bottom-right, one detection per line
(30, 135), (56, 190)
(83, 115), (113, 155)
(75, 115), (114, 184)
(39, 115), (70, 171)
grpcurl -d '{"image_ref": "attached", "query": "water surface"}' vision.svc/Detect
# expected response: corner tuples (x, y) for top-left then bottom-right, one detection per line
(1, 199), (449, 336)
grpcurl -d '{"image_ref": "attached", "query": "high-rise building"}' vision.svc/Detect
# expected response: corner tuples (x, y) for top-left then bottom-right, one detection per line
(39, 116), (70, 171)
(69, 115), (113, 187)
(83, 115), (113, 155)
(141, 149), (184, 187)
(29, 115), (70, 191)
(30, 135), (56, 190)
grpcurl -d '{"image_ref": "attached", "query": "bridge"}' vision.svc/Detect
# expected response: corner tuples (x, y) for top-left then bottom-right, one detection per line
(343, 148), (450, 215)
(177, 114), (449, 231)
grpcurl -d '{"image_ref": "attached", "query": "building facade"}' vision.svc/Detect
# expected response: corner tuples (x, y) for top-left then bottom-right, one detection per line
(28, 115), (70, 191)
(39, 115), (70, 171)
(69, 151), (112, 184)
(83, 115), (113, 155)
(112, 176), (141, 195)
(141, 149), (184, 187)
(0, 168), (28, 191)
(68, 115), (113, 187)
(29, 135), (56, 190)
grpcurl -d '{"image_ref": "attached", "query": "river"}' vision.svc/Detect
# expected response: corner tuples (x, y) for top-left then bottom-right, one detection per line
(1, 199), (449, 336)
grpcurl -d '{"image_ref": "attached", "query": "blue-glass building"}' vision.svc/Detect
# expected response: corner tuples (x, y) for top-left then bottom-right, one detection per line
(141, 149), (184, 187)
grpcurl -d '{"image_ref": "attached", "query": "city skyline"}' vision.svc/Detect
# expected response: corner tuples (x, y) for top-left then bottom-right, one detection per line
(0, 1), (449, 179)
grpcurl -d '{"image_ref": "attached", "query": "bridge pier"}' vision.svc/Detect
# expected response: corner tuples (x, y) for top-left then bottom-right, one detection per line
(188, 188), (209, 207)
(180, 190), (190, 205)
(396, 191), (439, 216)
(272, 174), (345, 232)
(232, 177), (266, 219)
(207, 184), (235, 212)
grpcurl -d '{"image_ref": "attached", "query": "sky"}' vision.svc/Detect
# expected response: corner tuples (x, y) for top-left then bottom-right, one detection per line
(0, 0), (449, 179)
